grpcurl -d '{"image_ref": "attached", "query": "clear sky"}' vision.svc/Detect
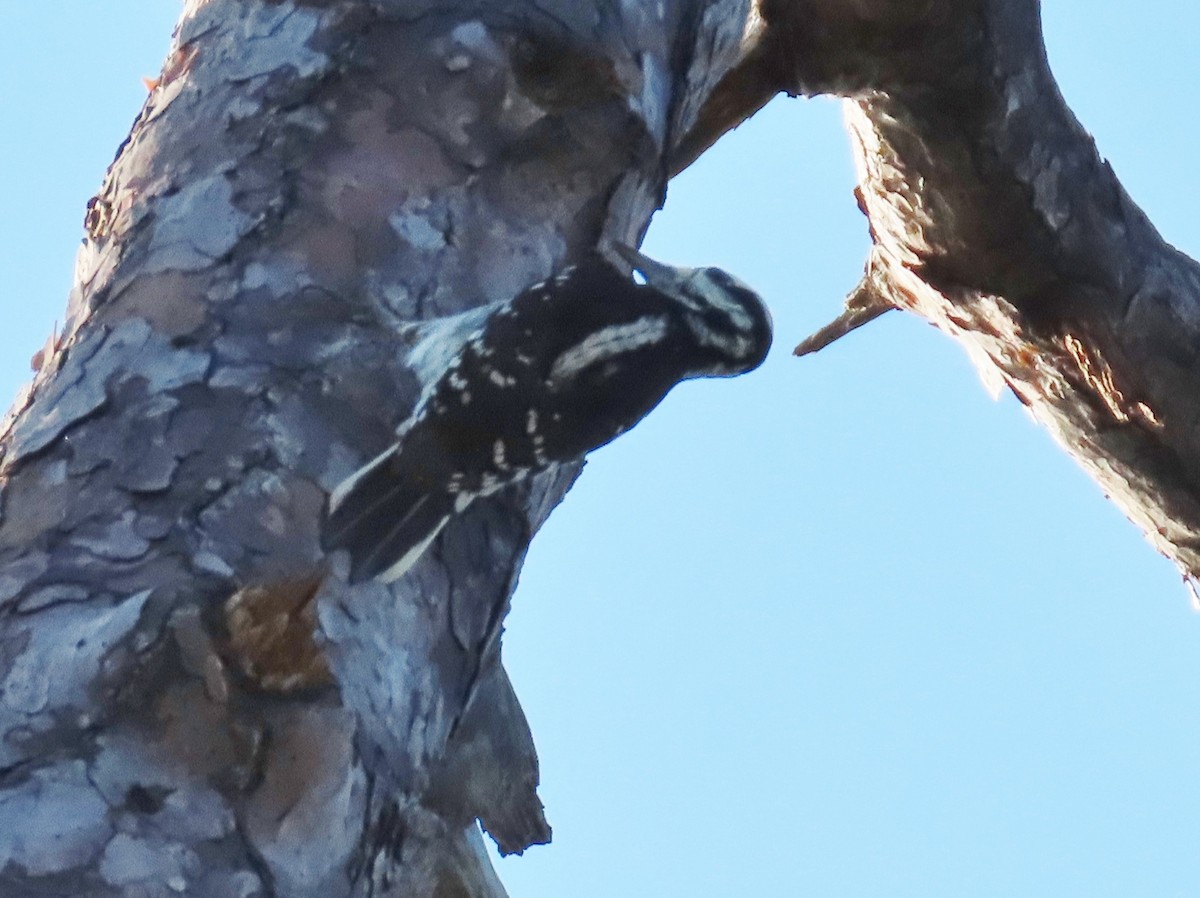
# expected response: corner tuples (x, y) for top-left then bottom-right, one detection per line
(2, 4), (1199, 896)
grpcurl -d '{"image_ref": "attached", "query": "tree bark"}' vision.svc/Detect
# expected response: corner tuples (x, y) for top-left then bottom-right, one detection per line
(753, 0), (1200, 580)
(0, 1), (754, 895)
(1, 1), (1197, 896)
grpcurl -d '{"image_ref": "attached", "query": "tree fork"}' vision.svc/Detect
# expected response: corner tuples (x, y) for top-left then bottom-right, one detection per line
(747, 0), (1200, 579)
(0, 1), (755, 895)
(1, 1), (1198, 896)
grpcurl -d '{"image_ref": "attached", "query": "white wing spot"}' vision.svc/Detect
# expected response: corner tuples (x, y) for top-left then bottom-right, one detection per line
(404, 306), (489, 396)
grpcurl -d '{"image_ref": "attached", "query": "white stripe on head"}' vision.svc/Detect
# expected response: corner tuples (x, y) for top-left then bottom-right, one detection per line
(686, 270), (756, 330)
(683, 313), (756, 360)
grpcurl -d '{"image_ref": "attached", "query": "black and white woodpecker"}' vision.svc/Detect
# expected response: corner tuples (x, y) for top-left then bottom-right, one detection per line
(323, 245), (773, 583)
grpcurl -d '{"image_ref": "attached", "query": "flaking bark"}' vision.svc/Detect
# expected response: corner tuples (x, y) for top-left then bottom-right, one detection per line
(764, 0), (1200, 580)
(0, 1), (754, 895)
(687, 0), (1200, 579)
(3, 0), (1198, 896)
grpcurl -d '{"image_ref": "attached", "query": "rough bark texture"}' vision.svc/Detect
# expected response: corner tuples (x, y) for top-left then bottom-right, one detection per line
(2, 0), (1197, 896)
(756, 0), (1200, 580)
(0, 1), (753, 895)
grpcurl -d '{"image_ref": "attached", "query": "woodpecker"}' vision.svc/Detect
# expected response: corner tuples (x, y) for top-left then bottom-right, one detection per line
(323, 245), (772, 583)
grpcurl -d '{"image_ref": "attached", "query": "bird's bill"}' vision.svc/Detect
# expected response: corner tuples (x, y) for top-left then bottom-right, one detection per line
(610, 243), (690, 291)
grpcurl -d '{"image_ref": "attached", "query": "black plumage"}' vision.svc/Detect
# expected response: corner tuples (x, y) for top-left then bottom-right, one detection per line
(323, 246), (772, 583)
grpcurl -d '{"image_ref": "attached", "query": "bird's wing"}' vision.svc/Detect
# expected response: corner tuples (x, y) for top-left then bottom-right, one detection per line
(323, 437), (458, 583)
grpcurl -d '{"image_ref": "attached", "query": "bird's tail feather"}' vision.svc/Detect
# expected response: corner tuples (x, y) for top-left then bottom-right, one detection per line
(324, 447), (454, 583)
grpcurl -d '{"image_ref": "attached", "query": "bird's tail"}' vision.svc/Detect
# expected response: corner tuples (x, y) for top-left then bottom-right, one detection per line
(323, 446), (455, 583)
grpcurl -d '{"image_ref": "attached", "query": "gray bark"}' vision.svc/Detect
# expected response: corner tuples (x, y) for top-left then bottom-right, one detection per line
(0, 1), (752, 895)
(1, 1), (1196, 896)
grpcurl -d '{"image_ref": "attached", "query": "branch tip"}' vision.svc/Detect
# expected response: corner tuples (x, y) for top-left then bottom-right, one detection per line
(793, 277), (894, 357)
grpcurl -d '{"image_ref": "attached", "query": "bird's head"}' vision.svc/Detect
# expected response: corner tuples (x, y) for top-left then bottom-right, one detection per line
(612, 244), (773, 376)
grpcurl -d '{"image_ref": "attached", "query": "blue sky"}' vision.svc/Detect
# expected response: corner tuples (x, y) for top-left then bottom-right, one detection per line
(2, 4), (1199, 895)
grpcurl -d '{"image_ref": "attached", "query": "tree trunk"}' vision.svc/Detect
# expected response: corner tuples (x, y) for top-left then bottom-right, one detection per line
(0, 1), (1195, 896)
(0, 1), (753, 895)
